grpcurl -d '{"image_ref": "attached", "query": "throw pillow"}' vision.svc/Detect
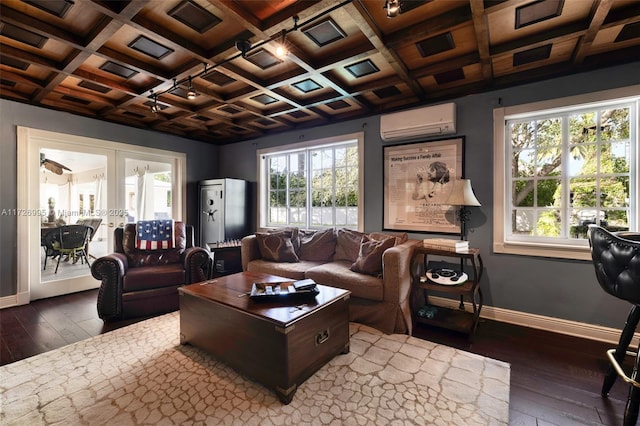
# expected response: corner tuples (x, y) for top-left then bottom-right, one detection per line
(298, 228), (336, 261)
(350, 235), (395, 277)
(334, 228), (365, 262)
(369, 231), (408, 246)
(255, 231), (299, 262)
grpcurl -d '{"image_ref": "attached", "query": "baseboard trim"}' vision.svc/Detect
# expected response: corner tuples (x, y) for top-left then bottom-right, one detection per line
(429, 296), (634, 346)
(0, 291), (30, 309)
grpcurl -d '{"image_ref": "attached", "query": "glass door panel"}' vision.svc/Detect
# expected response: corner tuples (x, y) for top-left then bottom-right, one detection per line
(120, 153), (180, 224)
(31, 144), (115, 300)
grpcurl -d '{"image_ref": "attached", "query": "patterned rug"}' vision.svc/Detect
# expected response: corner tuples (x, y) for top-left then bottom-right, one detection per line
(1, 312), (510, 425)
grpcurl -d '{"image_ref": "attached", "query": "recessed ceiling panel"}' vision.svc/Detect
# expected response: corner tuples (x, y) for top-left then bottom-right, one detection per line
(0, 56), (30, 71)
(292, 79), (322, 93)
(251, 94), (278, 105)
(515, 0), (564, 29)
(345, 59), (379, 78)
(302, 18), (346, 47)
(100, 61), (138, 78)
(78, 80), (111, 94)
(373, 86), (401, 99)
(416, 32), (455, 57)
(434, 68), (465, 85)
(128, 35), (174, 60)
(203, 70), (236, 86)
(513, 44), (553, 66)
(99, 61), (138, 79)
(23, 0), (74, 18)
(168, 0), (222, 34)
(616, 21), (640, 43)
(245, 49), (282, 70)
(0, 23), (48, 48)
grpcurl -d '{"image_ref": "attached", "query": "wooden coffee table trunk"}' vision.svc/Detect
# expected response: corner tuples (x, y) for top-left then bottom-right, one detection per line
(179, 272), (350, 404)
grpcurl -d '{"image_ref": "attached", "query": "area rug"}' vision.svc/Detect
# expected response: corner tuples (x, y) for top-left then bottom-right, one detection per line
(0, 312), (510, 425)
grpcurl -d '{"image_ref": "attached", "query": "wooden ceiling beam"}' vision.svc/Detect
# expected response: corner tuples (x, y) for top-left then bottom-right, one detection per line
(572, 0), (614, 65)
(470, 0), (493, 82)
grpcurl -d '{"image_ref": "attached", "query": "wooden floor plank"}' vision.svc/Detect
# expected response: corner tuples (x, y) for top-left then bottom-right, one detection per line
(0, 289), (634, 425)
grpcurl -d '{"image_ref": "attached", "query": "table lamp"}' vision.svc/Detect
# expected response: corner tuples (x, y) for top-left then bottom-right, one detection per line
(446, 179), (481, 241)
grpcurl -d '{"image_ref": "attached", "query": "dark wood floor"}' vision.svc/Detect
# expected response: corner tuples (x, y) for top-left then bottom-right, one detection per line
(0, 289), (632, 425)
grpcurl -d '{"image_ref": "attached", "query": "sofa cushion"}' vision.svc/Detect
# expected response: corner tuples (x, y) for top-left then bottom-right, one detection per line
(369, 231), (409, 246)
(246, 259), (324, 281)
(123, 264), (186, 292)
(299, 228), (336, 261)
(350, 235), (396, 277)
(334, 228), (365, 263)
(255, 231), (299, 262)
(306, 261), (384, 301)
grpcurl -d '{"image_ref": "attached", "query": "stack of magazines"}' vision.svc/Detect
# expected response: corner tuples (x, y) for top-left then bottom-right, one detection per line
(422, 238), (469, 252)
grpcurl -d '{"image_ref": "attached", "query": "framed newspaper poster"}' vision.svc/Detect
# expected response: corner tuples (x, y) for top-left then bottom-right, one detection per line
(383, 137), (464, 234)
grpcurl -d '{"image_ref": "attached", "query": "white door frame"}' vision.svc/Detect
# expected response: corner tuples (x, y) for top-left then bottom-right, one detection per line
(16, 127), (187, 304)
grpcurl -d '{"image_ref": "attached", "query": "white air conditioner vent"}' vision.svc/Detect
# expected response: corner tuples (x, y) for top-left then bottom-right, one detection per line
(380, 103), (456, 142)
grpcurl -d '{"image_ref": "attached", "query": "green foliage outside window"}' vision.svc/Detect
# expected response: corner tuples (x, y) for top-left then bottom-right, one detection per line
(510, 106), (632, 238)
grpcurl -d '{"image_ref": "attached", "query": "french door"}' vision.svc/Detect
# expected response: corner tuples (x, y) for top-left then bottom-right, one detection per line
(17, 127), (186, 301)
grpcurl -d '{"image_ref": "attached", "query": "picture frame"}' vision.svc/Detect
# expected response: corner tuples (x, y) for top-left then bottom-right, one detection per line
(383, 137), (464, 234)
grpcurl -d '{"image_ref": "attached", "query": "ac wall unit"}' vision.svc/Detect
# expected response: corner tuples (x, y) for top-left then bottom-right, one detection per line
(380, 102), (456, 142)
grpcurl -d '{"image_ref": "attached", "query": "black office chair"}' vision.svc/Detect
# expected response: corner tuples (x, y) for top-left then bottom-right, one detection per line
(588, 225), (640, 425)
(53, 225), (91, 274)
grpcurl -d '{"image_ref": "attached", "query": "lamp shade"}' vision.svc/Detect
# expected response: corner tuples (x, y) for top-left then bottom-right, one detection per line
(446, 179), (481, 207)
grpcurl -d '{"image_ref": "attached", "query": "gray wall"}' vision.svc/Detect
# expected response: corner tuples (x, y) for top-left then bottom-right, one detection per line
(219, 61), (640, 330)
(0, 100), (221, 297)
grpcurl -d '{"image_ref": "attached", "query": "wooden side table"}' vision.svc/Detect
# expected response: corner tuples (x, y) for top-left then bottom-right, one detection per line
(411, 245), (484, 341)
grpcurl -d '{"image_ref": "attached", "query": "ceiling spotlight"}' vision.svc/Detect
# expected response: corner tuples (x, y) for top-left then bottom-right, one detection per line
(275, 29), (288, 58)
(235, 39), (252, 57)
(187, 76), (196, 100)
(384, 0), (401, 18)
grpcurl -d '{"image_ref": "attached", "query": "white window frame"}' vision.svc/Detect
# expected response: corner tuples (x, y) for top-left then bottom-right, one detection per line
(493, 85), (640, 260)
(257, 132), (364, 231)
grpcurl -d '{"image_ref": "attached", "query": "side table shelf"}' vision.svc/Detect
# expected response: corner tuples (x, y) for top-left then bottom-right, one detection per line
(411, 246), (484, 342)
(207, 243), (243, 278)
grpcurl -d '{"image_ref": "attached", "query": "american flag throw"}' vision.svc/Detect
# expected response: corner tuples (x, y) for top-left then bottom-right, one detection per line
(136, 219), (174, 250)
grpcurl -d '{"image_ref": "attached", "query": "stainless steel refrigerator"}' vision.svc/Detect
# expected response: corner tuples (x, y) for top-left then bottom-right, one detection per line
(198, 178), (251, 248)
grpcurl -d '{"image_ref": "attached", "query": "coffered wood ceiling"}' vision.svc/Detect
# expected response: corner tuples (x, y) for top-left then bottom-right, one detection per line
(1, 0), (639, 145)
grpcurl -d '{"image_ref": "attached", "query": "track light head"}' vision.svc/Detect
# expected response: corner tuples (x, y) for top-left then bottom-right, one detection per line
(275, 29), (288, 58)
(384, 0), (401, 18)
(187, 76), (196, 100)
(149, 91), (159, 113)
(235, 39), (252, 57)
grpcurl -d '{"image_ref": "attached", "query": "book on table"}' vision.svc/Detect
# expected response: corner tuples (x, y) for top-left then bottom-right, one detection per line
(422, 238), (469, 252)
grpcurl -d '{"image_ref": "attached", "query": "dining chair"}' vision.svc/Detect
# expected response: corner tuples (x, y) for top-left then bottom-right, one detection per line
(53, 225), (91, 274)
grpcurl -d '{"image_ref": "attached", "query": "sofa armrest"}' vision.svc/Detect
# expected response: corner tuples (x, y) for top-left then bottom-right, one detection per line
(381, 239), (419, 304)
(91, 252), (128, 321)
(241, 234), (261, 271)
(183, 246), (212, 283)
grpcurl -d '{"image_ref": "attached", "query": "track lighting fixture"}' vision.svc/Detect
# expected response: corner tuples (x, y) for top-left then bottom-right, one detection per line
(147, 1), (351, 105)
(187, 76), (196, 100)
(384, 0), (401, 18)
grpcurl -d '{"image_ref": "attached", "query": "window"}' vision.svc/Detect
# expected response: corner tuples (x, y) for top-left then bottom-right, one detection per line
(494, 87), (639, 260)
(258, 133), (364, 230)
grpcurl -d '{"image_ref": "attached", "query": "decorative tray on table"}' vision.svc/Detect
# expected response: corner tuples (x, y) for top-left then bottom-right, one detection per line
(249, 278), (319, 302)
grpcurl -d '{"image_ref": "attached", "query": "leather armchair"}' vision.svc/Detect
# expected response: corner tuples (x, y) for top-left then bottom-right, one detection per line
(91, 222), (210, 321)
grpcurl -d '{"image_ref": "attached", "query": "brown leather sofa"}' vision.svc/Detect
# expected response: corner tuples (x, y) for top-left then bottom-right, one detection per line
(91, 222), (210, 321)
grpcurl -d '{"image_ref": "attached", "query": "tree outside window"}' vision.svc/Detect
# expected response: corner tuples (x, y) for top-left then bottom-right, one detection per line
(509, 105), (632, 241)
